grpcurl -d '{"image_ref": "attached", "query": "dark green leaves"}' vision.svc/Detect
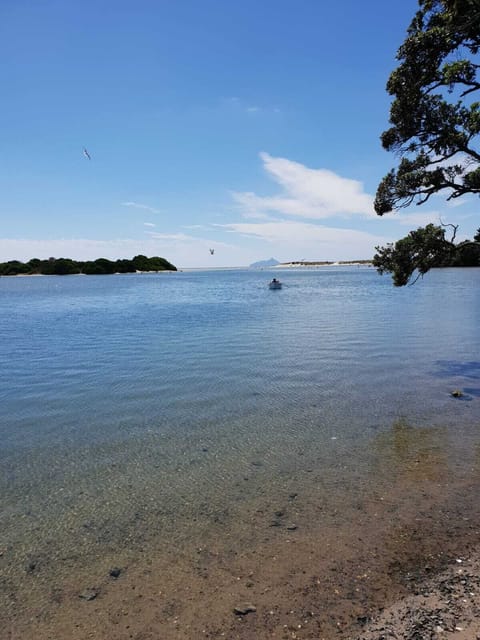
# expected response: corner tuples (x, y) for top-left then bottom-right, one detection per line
(373, 223), (479, 286)
(374, 224), (452, 285)
(0, 255), (177, 276)
(376, 0), (480, 215)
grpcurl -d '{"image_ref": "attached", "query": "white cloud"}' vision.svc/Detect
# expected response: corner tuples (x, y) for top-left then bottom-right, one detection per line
(144, 231), (255, 266)
(0, 238), (153, 262)
(388, 209), (474, 229)
(223, 97), (280, 116)
(395, 211), (442, 227)
(0, 236), (238, 269)
(219, 219), (391, 261)
(144, 222), (156, 227)
(233, 152), (374, 219)
(121, 201), (161, 214)
(147, 232), (193, 241)
(446, 199), (467, 208)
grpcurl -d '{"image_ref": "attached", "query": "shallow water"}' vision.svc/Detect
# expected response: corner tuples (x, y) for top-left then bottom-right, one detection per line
(1, 266), (479, 638)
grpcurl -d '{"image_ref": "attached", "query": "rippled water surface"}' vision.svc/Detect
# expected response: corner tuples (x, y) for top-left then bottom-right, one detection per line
(1, 266), (480, 636)
(2, 267), (479, 442)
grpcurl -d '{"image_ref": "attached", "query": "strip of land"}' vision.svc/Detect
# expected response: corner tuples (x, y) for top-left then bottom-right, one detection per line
(277, 260), (373, 267)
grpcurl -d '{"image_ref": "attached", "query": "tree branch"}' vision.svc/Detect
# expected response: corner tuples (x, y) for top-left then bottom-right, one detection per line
(460, 85), (480, 97)
(439, 218), (459, 243)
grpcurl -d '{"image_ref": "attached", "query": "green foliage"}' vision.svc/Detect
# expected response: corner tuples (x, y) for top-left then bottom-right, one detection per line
(375, 0), (480, 215)
(0, 260), (31, 276)
(132, 254), (152, 271)
(82, 258), (117, 275)
(131, 254), (177, 272)
(451, 240), (480, 265)
(46, 258), (80, 275)
(0, 256), (177, 277)
(373, 223), (480, 285)
(114, 259), (135, 273)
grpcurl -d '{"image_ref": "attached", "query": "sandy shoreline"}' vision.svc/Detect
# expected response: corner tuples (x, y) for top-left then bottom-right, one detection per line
(358, 553), (480, 640)
(4, 458), (480, 640)
(3, 411), (480, 640)
(6, 531), (480, 640)
(276, 261), (373, 269)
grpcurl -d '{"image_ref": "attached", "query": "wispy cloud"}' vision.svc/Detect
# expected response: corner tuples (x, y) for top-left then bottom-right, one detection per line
(144, 222), (156, 227)
(395, 211), (442, 227)
(223, 97), (281, 116)
(0, 238), (162, 262)
(389, 209), (471, 228)
(232, 152), (374, 220)
(446, 199), (468, 208)
(143, 231), (248, 265)
(147, 232), (192, 241)
(0, 235), (236, 268)
(218, 219), (391, 261)
(121, 201), (161, 214)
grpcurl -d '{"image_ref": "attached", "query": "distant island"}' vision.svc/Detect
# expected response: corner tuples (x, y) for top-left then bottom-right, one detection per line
(250, 257), (280, 268)
(0, 255), (177, 276)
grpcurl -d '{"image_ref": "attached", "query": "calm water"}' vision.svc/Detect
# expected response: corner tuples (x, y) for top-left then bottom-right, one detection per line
(1, 266), (480, 629)
(2, 267), (478, 448)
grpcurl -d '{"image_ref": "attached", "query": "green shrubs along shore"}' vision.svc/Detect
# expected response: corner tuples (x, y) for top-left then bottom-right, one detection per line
(0, 255), (177, 276)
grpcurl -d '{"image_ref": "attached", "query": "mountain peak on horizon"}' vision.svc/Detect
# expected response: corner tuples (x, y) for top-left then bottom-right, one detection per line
(249, 257), (280, 268)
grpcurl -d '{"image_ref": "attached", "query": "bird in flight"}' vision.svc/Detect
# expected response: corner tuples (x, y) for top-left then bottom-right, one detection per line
(83, 147), (91, 160)
(209, 248), (214, 255)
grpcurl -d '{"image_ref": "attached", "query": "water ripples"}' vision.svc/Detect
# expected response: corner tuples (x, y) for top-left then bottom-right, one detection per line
(0, 267), (479, 605)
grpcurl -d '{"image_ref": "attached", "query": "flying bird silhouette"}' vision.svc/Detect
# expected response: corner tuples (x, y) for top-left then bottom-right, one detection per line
(209, 248), (214, 255)
(83, 147), (91, 160)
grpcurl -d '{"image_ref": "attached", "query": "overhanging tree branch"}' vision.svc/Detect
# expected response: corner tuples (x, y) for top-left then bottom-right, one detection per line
(375, 0), (480, 217)
(373, 223), (480, 286)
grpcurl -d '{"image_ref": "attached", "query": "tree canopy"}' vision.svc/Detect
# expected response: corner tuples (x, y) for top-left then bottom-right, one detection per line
(373, 224), (480, 286)
(373, 0), (480, 285)
(375, 0), (480, 215)
(0, 255), (177, 276)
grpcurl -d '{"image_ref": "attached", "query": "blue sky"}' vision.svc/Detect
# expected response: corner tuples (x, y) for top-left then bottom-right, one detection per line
(2, 0), (479, 268)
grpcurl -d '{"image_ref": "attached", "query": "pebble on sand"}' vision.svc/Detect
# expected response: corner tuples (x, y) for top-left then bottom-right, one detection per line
(79, 588), (99, 601)
(233, 603), (256, 615)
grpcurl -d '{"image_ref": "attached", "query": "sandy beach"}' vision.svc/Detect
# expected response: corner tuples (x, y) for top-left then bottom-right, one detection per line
(4, 460), (480, 640)
(276, 261), (374, 269)
(358, 554), (480, 640)
(5, 532), (480, 640)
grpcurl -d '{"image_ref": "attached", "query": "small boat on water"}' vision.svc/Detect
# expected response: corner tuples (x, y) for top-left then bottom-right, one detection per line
(268, 278), (282, 290)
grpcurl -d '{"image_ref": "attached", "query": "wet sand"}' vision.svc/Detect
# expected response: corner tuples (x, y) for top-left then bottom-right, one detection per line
(3, 422), (480, 640)
(4, 493), (480, 640)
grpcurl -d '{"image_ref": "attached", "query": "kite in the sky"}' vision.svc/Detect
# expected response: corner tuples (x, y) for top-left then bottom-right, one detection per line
(83, 147), (91, 160)
(209, 248), (214, 255)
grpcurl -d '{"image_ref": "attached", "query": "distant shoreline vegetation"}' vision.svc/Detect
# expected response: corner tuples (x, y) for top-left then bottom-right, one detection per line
(0, 255), (177, 276)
